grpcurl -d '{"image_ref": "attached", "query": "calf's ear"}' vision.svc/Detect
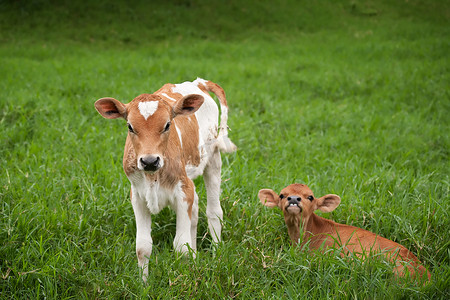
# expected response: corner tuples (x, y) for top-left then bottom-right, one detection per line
(173, 94), (204, 116)
(316, 194), (341, 213)
(258, 189), (280, 208)
(95, 97), (127, 119)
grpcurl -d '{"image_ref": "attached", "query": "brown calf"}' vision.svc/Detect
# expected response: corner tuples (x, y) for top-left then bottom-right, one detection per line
(95, 78), (236, 281)
(258, 183), (430, 281)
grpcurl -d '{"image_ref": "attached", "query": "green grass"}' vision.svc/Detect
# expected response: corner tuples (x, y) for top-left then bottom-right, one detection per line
(1, 0), (449, 298)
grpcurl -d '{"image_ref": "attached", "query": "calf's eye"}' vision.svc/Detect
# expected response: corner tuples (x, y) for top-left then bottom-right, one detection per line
(279, 194), (285, 199)
(127, 123), (134, 133)
(163, 121), (171, 132)
(307, 196), (314, 201)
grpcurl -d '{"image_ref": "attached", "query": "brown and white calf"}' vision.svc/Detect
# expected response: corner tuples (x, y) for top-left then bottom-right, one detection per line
(258, 184), (430, 281)
(95, 78), (236, 280)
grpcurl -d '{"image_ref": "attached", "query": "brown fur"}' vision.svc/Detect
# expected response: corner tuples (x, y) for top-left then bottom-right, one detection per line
(95, 91), (205, 215)
(199, 81), (228, 106)
(154, 83), (179, 102)
(174, 115), (201, 166)
(259, 184), (431, 282)
(95, 79), (236, 281)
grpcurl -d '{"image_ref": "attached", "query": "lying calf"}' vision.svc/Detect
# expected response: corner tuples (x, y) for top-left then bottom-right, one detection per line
(258, 183), (430, 281)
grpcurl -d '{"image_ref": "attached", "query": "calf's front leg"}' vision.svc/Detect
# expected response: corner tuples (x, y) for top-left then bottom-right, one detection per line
(131, 188), (152, 282)
(173, 181), (195, 254)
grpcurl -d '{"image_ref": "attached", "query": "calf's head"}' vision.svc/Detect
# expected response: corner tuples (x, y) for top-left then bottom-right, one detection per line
(258, 184), (341, 227)
(95, 93), (204, 173)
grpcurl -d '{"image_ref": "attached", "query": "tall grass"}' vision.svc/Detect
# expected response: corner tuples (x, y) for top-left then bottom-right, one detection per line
(1, 0), (449, 298)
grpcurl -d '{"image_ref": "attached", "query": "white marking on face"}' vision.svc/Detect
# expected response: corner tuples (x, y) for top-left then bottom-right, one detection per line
(138, 101), (159, 120)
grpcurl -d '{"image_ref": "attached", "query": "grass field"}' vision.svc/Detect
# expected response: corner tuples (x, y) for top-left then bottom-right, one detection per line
(1, 0), (449, 298)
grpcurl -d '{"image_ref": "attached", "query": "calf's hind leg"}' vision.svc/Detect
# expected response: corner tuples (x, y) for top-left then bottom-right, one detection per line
(190, 190), (199, 250)
(203, 148), (223, 243)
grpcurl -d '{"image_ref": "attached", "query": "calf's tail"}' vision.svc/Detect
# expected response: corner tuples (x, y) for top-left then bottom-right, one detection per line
(195, 78), (237, 153)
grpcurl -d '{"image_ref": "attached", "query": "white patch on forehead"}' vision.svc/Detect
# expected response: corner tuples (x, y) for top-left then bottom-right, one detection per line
(138, 101), (159, 120)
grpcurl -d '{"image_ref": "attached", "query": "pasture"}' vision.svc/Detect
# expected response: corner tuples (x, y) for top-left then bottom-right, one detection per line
(1, 0), (449, 298)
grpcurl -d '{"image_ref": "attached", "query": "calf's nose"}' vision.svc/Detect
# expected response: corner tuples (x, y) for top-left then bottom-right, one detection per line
(287, 196), (301, 203)
(140, 155), (161, 172)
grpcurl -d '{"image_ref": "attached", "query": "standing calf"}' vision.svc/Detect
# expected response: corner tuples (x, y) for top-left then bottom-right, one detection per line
(258, 183), (430, 281)
(95, 78), (236, 281)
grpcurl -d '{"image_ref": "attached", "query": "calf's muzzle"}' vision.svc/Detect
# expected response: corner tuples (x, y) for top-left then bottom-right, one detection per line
(139, 155), (161, 172)
(286, 195), (301, 213)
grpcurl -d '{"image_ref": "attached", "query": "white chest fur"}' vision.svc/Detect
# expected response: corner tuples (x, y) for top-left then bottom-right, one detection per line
(129, 172), (184, 214)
